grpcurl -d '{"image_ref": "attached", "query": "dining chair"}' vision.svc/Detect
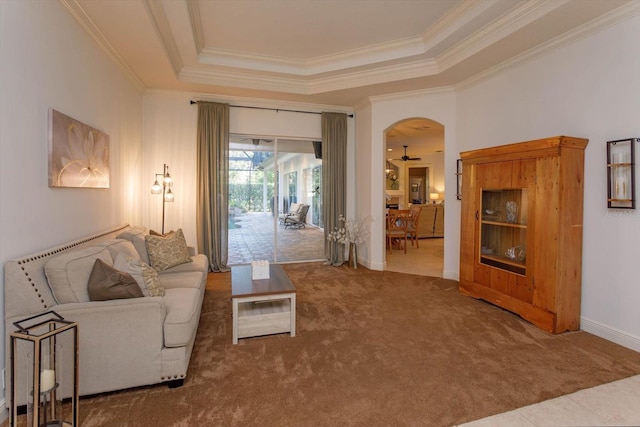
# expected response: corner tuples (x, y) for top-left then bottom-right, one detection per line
(407, 205), (422, 248)
(386, 209), (410, 254)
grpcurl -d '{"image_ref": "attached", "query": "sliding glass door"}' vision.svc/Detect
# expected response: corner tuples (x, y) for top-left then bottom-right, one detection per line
(227, 136), (325, 265)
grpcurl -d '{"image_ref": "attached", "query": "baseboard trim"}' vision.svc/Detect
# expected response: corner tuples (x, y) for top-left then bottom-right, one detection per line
(581, 317), (640, 352)
(443, 270), (459, 280)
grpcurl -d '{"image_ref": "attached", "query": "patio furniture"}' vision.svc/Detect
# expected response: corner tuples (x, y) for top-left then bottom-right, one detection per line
(279, 203), (301, 225)
(284, 204), (310, 229)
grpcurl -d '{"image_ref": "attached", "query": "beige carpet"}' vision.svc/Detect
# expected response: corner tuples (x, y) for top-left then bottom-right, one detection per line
(39, 264), (640, 426)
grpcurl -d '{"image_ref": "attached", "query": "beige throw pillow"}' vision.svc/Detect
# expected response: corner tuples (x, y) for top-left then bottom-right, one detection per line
(88, 258), (143, 301)
(116, 226), (150, 264)
(145, 228), (192, 272)
(113, 252), (165, 297)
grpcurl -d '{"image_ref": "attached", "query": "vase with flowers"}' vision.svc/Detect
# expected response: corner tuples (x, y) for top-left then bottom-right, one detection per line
(327, 215), (370, 268)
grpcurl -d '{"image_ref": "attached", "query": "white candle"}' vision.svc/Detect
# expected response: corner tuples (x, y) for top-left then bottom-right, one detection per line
(41, 369), (55, 392)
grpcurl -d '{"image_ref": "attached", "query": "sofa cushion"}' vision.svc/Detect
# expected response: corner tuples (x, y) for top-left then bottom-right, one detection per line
(95, 239), (141, 262)
(159, 271), (205, 290)
(145, 229), (192, 272)
(45, 246), (113, 303)
(113, 253), (165, 297)
(116, 226), (150, 264)
(160, 253), (208, 275)
(88, 258), (143, 301)
(162, 287), (202, 347)
(289, 203), (301, 213)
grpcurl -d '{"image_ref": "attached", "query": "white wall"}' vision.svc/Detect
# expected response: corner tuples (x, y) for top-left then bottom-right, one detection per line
(361, 89), (458, 276)
(0, 0), (143, 415)
(142, 90), (355, 247)
(456, 14), (640, 350)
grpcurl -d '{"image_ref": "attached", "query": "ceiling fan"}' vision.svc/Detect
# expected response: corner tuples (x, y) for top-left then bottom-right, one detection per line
(391, 145), (422, 161)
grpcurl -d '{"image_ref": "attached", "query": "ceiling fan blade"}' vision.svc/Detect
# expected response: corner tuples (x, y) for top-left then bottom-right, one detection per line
(409, 157), (422, 160)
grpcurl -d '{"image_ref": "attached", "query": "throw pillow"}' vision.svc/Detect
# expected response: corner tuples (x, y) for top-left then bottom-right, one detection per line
(116, 226), (150, 264)
(87, 258), (143, 301)
(113, 252), (165, 297)
(145, 228), (192, 272)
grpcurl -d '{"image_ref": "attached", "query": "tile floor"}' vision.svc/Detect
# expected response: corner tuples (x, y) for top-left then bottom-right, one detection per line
(228, 212), (325, 264)
(229, 215), (640, 426)
(459, 374), (640, 426)
(385, 236), (444, 277)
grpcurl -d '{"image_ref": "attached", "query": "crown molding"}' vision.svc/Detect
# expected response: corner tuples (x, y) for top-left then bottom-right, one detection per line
(179, 67), (311, 94)
(181, 56), (439, 95)
(368, 86), (456, 103)
(307, 59), (439, 94)
(143, 0), (183, 76)
(58, 0), (146, 93)
(420, 0), (499, 51)
(198, 35), (426, 76)
(438, 0), (570, 72)
(186, 0), (204, 53)
(455, 0), (640, 91)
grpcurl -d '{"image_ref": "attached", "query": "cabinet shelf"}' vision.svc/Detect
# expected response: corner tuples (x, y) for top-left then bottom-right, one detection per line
(480, 253), (525, 267)
(481, 219), (527, 229)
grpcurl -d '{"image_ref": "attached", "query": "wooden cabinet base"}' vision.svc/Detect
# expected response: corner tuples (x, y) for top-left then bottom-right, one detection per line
(459, 280), (567, 333)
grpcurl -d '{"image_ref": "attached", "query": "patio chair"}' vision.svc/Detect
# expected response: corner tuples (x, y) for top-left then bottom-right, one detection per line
(284, 204), (310, 229)
(279, 203), (301, 224)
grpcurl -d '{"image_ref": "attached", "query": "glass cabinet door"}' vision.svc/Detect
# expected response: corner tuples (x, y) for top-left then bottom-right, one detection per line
(479, 188), (528, 275)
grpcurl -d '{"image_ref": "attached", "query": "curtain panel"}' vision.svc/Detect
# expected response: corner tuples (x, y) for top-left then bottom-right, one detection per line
(196, 101), (230, 272)
(321, 112), (348, 265)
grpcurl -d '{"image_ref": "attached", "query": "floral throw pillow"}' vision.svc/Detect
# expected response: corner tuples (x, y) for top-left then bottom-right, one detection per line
(145, 228), (192, 272)
(113, 252), (165, 297)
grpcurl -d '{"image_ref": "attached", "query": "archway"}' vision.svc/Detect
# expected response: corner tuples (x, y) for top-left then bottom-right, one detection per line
(384, 117), (445, 276)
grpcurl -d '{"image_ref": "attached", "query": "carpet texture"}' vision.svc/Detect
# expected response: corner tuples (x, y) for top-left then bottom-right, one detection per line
(69, 264), (640, 426)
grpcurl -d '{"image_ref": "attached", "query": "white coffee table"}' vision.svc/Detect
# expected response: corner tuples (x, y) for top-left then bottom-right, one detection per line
(231, 264), (296, 344)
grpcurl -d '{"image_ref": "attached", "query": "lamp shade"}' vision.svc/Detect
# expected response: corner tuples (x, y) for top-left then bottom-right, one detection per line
(430, 192), (439, 200)
(164, 188), (174, 202)
(151, 180), (162, 194)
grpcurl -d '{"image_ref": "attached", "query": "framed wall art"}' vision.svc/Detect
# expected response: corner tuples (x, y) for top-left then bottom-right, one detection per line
(48, 108), (110, 188)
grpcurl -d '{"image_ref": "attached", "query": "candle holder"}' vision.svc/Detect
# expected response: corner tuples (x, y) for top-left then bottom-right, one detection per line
(607, 138), (638, 209)
(10, 311), (79, 427)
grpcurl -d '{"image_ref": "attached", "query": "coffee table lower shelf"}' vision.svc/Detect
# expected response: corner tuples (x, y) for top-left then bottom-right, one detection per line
(232, 293), (296, 344)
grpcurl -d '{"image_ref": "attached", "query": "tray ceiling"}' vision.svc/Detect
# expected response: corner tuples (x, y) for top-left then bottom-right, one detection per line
(65, 0), (635, 106)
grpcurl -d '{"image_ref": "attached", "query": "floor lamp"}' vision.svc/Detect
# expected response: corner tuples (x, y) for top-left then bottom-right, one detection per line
(151, 164), (174, 234)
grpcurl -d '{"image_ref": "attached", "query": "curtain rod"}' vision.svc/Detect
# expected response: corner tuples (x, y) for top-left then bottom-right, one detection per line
(189, 100), (353, 118)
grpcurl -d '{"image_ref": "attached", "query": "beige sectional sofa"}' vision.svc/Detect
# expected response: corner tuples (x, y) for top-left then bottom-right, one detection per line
(4, 224), (208, 403)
